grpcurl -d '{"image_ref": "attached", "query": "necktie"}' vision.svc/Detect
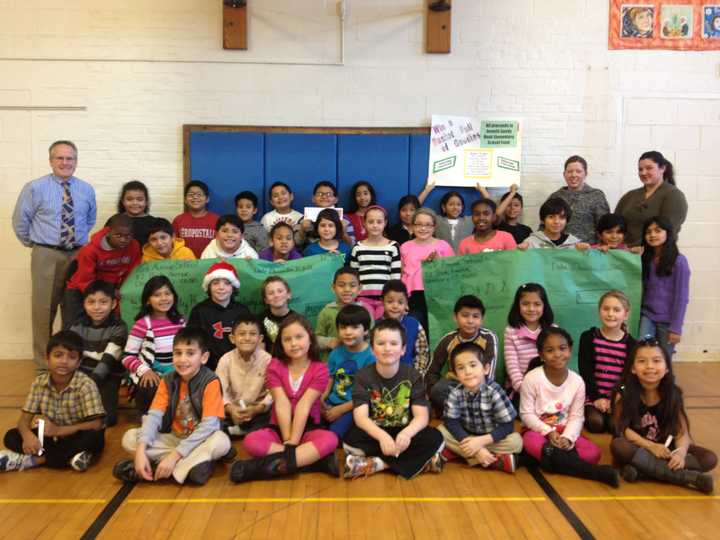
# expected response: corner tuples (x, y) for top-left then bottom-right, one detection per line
(60, 181), (76, 248)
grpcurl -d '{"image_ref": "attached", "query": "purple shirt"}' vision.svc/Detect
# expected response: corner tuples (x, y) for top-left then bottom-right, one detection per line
(258, 247), (303, 262)
(641, 254), (690, 335)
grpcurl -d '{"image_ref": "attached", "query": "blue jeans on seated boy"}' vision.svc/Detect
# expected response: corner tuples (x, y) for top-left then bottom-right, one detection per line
(3, 427), (105, 469)
(429, 379), (460, 413)
(639, 315), (674, 354)
(121, 428), (231, 484)
(327, 410), (354, 440)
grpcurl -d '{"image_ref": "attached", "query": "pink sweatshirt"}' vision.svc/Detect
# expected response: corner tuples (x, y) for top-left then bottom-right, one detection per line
(503, 325), (542, 393)
(400, 239), (454, 294)
(519, 367), (585, 444)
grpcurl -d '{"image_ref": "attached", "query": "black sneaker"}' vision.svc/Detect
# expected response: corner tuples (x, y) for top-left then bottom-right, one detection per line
(622, 464), (639, 483)
(112, 459), (140, 483)
(186, 461), (214, 485)
(229, 459), (259, 484)
(70, 451), (94, 472)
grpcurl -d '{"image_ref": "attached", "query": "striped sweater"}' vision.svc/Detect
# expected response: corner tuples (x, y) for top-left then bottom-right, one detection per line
(69, 313), (128, 379)
(504, 325), (543, 394)
(578, 327), (636, 402)
(122, 315), (185, 378)
(349, 240), (401, 297)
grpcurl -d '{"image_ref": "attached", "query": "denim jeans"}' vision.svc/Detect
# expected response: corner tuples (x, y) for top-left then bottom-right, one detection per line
(639, 315), (674, 355)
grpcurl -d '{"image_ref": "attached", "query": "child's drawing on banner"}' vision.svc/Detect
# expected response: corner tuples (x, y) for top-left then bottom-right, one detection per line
(622, 5), (655, 37)
(661, 5), (693, 38)
(703, 5), (720, 37)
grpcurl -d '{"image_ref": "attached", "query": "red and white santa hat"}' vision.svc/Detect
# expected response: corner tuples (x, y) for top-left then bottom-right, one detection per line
(202, 260), (240, 292)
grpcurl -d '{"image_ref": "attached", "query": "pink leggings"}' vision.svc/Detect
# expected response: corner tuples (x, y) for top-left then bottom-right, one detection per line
(358, 296), (384, 320)
(522, 431), (601, 464)
(243, 427), (338, 459)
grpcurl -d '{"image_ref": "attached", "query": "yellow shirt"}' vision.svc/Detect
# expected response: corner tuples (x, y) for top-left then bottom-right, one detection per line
(142, 238), (196, 263)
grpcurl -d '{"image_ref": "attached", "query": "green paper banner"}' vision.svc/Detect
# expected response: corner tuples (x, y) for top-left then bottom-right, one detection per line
(119, 253), (346, 329)
(423, 250), (642, 381)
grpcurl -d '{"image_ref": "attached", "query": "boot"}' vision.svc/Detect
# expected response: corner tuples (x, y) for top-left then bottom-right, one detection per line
(229, 445), (298, 484)
(630, 448), (714, 494)
(541, 443), (619, 488)
(300, 451), (339, 477)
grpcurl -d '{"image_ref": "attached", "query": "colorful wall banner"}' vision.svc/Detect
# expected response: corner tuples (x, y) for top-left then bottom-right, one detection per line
(609, 1), (720, 50)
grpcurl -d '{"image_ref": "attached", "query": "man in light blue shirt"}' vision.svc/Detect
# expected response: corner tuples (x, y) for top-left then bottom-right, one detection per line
(12, 140), (96, 367)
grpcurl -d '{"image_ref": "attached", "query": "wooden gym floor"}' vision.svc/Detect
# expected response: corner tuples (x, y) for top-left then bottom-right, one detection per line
(0, 361), (718, 540)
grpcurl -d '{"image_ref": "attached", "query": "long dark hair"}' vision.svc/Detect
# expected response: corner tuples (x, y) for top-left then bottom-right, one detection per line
(135, 275), (183, 323)
(507, 283), (554, 329)
(641, 216), (679, 278)
(612, 340), (689, 442)
(117, 180), (150, 214)
(525, 327), (573, 374)
(272, 313), (320, 364)
(348, 181), (377, 213)
(639, 150), (675, 186)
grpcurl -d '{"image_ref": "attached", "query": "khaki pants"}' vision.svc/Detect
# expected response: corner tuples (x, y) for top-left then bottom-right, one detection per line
(122, 428), (231, 484)
(438, 423), (523, 466)
(31, 245), (76, 368)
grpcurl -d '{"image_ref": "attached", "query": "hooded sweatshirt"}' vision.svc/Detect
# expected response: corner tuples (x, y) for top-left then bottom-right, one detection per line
(200, 238), (258, 260)
(66, 227), (141, 291)
(142, 237), (196, 263)
(187, 297), (251, 370)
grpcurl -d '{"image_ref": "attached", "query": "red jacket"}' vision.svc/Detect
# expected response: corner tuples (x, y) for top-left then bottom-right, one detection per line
(66, 227), (141, 291)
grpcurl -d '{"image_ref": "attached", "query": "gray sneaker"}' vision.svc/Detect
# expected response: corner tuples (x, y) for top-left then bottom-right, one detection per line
(0, 450), (34, 472)
(69, 451), (94, 472)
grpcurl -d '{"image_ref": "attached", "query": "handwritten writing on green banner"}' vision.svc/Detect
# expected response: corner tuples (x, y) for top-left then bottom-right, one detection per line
(423, 250), (642, 381)
(119, 253), (345, 330)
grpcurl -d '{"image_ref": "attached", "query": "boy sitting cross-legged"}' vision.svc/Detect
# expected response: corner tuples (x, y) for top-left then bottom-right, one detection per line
(438, 342), (522, 473)
(113, 327), (233, 485)
(342, 318), (445, 479)
(1, 330), (106, 473)
(216, 314), (273, 437)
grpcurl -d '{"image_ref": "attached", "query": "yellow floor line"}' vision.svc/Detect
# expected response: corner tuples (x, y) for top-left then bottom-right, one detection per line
(126, 496), (547, 504)
(0, 499), (106, 504)
(567, 495), (720, 501)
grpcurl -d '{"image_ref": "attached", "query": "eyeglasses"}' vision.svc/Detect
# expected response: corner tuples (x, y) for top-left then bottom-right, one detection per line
(315, 191), (335, 198)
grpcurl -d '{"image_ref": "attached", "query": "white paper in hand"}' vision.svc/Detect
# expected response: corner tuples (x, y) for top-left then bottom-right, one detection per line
(37, 418), (45, 456)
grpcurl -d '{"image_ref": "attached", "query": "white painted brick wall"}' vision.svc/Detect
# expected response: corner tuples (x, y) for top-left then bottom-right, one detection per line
(0, 0), (718, 360)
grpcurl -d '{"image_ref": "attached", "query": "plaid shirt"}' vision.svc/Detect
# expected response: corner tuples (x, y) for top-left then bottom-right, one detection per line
(443, 380), (516, 440)
(22, 370), (105, 426)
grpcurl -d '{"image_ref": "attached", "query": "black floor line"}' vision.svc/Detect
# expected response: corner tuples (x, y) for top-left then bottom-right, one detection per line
(528, 466), (596, 540)
(80, 482), (135, 540)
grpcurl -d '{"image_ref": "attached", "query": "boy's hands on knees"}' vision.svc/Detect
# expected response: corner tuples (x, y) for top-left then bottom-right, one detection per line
(379, 432), (397, 457)
(475, 447), (497, 467)
(593, 398), (611, 413)
(139, 370), (160, 388)
(134, 446), (154, 481)
(394, 431), (411, 455)
(459, 436), (486, 458)
(154, 451), (182, 481)
(21, 432), (42, 455)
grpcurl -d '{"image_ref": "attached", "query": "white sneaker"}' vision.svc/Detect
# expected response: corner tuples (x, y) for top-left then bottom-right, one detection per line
(0, 450), (34, 472)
